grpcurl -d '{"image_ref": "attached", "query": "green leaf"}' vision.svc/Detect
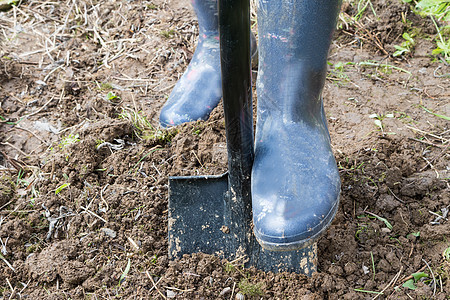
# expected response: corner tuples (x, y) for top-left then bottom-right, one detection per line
(412, 272), (428, 282)
(374, 119), (383, 130)
(409, 231), (421, 237)
(119, 258), (131, 285)
(366, 212), (393, 230)
(55, 183), (70, 195)
(106, 91), (120, 101)
(403, 279), (417, 290)
(432, 48), (443, 55)
(403, 32), (415, 44)
(443, 246), (450, 260)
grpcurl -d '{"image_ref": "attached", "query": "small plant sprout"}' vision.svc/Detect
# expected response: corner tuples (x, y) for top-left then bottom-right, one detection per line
(327, 61), (350, 85)
(55, 183), (70, 195)
(119, 258), (131, 286)
(393, 32), (416, 57)
(369, 113), (394, 135)
(403, 0), (450, 62)
(407, 231), (421, 238)
(59, 134), (80, 149)
(364, 211), (393, 230)
(443, 245), (450, 261)
(105, 91), (121, 102)
(402, 272), (429, 290)
(354, 0), (377, 21)
(161, 29), (175, 38)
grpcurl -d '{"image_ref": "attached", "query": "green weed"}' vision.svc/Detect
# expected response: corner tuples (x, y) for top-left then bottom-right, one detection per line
(354, 0), (377, 20)
(238, 277), (263, 296)
(443, 245), (450, 261)
(420, 105), (450, 121)
(365, 211), (393, 230)
(55, 183), (70, 195)
(59, 134), (80, 150)
(402, 272), (429, 290)
(225, 263), (236, 273)
(402, 0), (450, 62)
(327, 61), (350, 85)
(105, 91), (121, 102)
(394, 32), (416, 57)
(161, 29), (175, 38)
(99, 82), (114, 91)
(118, 107), (177, 142)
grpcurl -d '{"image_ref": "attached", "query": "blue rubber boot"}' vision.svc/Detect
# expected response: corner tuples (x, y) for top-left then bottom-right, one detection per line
(159, 0), (221, 127)
(252, 0), (342, 251)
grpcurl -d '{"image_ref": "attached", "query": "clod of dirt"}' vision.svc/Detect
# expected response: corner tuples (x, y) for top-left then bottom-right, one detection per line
(25, 240), (94, 286)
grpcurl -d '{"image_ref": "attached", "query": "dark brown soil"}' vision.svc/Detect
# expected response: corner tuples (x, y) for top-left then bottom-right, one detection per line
(0, 0), (449, 299)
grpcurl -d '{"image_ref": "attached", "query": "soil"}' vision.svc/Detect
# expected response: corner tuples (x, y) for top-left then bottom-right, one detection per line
(0, 0), (449, 299)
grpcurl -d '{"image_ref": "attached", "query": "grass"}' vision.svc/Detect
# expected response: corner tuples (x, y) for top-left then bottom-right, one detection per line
(118, 107), (177, 142)
(161, 29), (175, 39)
(420, 105), (450, 121)
(354, 0), (377, 20)
(365, 211), (393, 230)
(238, 278), (263, 296)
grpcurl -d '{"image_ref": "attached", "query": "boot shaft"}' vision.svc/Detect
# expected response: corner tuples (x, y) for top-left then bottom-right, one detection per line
(256, 0), (342, 123)
(192, 0), (219, 34)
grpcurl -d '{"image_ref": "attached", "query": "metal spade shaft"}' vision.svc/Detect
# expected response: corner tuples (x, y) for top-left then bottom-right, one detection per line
(218, 0), (254, 256)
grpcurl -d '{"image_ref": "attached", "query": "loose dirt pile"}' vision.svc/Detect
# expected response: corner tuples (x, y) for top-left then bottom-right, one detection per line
(0, 0), (449, 299)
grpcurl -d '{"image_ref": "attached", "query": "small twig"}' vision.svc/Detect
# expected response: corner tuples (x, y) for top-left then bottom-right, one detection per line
(146, 271), (167, 299)
(420, 144), (450, 172)
(164, 286), (194, 292)
(422, 157), (439, 178)
(373, 266), (403, 300)
(433, 66), (450, 78)
(24, 6), (64, 24)
(13, 126), (49, 146)
(400, 265), (427, 283)
(80, 206), (107, 223)
(0, 142), (32, 157)
(0, 253), (15, 272)
(429, 210), (447, 220)
(147, 276), (163, 293)
(386, 186), (404, 203)
(422, 259), (436, 297)
(191, 150), (204, 169)
(21, 96), (56, 119)
(405, 125), (449, 143)
(230, 282), (236, 300)
(100, 184), (109, 211)
(409, 137), (442, 148)
(44, 64), (64, 82)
